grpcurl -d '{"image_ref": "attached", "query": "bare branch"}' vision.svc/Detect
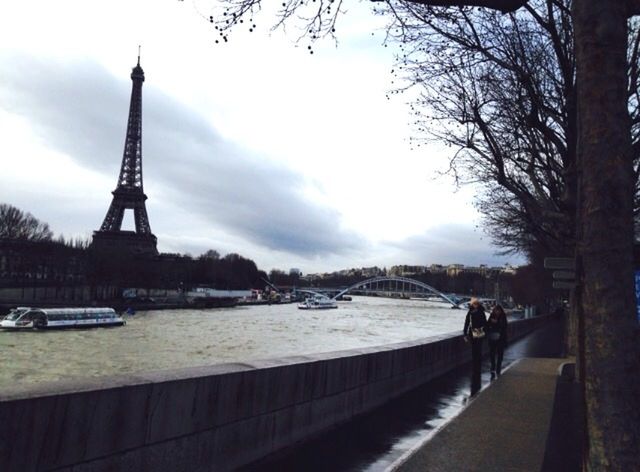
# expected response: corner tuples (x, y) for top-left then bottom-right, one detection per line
(375, 0), (528, 13)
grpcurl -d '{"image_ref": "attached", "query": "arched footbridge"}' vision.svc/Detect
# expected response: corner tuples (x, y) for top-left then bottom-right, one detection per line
(303, 276), (461, 308)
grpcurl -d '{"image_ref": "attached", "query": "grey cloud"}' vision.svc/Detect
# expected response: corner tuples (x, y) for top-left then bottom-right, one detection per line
(0, 55), (363, 257)
(386, 224), (524, 267)
(0, 55), (128, 174)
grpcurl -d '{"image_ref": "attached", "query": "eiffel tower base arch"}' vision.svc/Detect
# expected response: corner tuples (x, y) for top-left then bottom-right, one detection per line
(91, 230), (158, 257)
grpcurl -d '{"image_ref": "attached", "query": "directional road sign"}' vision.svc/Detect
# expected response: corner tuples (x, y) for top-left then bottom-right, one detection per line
(544, 257), (575, 270)
(553, 280), (575, 290)
(553, 270), (576, 280)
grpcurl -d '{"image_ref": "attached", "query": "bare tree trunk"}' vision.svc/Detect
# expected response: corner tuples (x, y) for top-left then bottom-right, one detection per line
(573, 1), (640, 469)
(568, 286), (579, 356)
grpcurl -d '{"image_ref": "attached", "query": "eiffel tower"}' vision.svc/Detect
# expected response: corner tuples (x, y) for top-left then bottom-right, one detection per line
(92, 53), (158, 256)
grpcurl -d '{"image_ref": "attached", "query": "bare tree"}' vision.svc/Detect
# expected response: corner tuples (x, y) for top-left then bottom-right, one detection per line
(385, 10), (640, 466)
(390, 2), (640, 257)
(384, 2), (578, 258)
(186, 0), (640, 469)
(0, 203), (53, 242)
(199, 249), (221, 260)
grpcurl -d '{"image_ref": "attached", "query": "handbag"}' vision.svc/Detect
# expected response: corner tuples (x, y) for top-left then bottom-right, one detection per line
(470, 327), (485, 339)
(488, 332), (501, 341)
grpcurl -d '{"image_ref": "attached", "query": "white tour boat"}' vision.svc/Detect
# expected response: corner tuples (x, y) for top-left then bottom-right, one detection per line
(297, 295), (338, 310)
(0, 307), (125, 330)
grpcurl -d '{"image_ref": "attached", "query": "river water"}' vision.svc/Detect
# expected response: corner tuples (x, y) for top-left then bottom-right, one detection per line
(0, 296), (465, 390)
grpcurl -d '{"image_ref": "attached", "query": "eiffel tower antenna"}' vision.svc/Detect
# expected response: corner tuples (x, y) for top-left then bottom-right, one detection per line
(92, 54), (158, 256)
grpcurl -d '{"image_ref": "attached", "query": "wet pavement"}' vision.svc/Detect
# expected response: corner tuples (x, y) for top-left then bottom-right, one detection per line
(244, 317), (565, 472)
(397, 357), (566, 472)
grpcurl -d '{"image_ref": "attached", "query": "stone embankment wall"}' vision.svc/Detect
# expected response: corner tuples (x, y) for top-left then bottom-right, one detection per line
(0, 286), (182, 310)
(0, 285), (95, 306)
(0, 315), (553, 471)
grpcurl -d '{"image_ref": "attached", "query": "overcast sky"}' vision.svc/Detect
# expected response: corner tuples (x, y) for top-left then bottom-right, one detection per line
(0, 0), (522, 273)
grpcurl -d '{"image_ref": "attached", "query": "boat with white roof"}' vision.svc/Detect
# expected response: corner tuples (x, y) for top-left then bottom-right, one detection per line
(0, 307), (125, 330)
(297, 295), (338, 310)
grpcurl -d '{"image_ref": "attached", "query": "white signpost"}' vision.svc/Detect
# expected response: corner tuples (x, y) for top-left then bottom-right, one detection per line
(552, 280), (575, 290)
(544, 257), (575, 270)
(545, 257), (576, 290)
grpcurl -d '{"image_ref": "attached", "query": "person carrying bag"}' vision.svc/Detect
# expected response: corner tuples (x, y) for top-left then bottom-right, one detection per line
(463, 298), (487, 377)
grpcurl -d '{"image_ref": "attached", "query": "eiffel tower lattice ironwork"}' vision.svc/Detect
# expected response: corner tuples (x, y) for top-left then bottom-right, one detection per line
(92, 54), (158, 255)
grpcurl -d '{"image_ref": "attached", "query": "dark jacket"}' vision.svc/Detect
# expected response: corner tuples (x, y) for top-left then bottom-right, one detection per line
(486, 311), (508, 345)
(463, 306), (487, 337)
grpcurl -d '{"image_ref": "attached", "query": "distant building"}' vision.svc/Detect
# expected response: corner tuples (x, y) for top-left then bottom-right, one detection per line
(0, 239), (86, 284)
(300, 273), (319, 283)
(389, 265), (427, 276)
(446, 264), (465, 277)
(361, 266), (384, 277)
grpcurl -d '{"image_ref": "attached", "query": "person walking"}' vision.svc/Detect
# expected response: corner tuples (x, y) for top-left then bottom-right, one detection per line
(486, 304), (508, 377)
(463, 298), (487, 380)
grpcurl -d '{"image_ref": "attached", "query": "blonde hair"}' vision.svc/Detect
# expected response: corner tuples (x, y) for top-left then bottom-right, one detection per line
(470, 297), (480, 307)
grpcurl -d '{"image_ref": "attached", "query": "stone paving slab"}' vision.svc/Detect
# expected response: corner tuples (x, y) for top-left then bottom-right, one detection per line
(394, 357), (565, 472)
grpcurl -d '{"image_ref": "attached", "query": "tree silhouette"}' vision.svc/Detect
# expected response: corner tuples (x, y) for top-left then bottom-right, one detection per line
(0, 203), (53, 242)
(199, 1), (640, 468)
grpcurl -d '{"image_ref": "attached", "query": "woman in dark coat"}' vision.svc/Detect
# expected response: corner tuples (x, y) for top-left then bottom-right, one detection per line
(486, 304), (508, 376)
(463, 298), (487, 376)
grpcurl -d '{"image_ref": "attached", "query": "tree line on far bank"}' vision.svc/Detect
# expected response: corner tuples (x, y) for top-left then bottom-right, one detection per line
(0, 202), (548, 305)
(0, 203), (266, 291)
(266, 258), (550, 309)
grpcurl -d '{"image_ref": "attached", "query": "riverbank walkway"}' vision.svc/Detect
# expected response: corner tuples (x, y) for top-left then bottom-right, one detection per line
(394, 356), (571, 471)
(392, 314), (583, 472)
(247, 317), (575, 471)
